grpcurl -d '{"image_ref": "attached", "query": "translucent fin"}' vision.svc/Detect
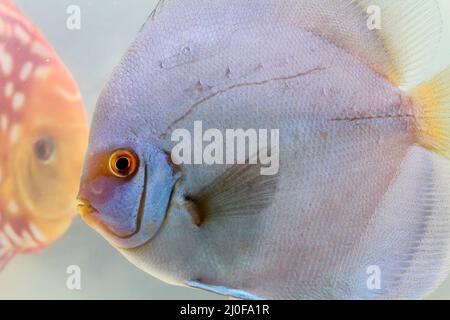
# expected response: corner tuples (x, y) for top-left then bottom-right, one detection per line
(274, 0), (395, 79)
(140, 0), (441, 88)
(148, 0), (168, 21)
(185, 157), (278, 225)
(268, 0), (442, 87)
(357, 0), (442, 88)
(411, 67), (450, 159)
(137, 0), (385, 78)
(140, 0), (168, 31)
(350, 147), (450, 299)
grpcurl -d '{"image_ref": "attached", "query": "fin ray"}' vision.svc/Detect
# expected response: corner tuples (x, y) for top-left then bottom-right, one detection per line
(142, 0), (442, 88)
(357, 0), (442, 87)
(350, 148), (450, 298)
(412, 67), (450, 158)
(186, 154), (278, 225)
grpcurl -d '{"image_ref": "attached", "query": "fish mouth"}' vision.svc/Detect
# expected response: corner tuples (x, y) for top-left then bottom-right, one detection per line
(78, 164), (173, 249)
(78, 166), (148, 241)
(77, 199), (98, 217)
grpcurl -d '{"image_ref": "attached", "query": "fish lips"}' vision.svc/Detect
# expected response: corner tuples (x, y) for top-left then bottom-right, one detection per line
(78, 163), (179, 249)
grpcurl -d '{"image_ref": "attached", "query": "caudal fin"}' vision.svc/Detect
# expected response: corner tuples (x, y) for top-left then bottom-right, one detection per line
(412, 67), (450, 158)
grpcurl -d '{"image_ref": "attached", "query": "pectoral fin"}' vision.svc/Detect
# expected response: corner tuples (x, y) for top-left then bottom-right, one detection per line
(187, 280), (263, 300)
(185, 160), (278, 226)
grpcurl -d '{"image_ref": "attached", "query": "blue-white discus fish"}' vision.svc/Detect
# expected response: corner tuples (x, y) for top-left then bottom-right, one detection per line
(78, 0), (450, 299)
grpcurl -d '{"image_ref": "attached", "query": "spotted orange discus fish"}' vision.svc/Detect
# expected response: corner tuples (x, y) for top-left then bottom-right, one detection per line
(0, 0), (88, 270)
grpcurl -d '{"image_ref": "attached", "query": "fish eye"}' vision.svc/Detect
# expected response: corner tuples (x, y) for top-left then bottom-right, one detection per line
(34, 137), (55, 162)
(109, 149), (139, 178)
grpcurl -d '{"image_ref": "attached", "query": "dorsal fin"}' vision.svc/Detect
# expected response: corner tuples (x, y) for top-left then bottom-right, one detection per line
(150, 0), (168, 20)
(273, 0), (395, 83)
(140, 0), (393, 77)
(271, 0), (442, 88)
(140, 0), (443, 88)
(139, 0), (169, 32)
(357, 0), (443, 88)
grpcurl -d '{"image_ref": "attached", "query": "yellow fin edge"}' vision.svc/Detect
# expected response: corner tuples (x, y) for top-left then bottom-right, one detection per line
(412, 67), (450, 158)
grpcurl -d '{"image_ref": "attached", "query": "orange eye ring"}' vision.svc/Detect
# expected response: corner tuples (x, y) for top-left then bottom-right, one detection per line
(108, 149), (139, 178)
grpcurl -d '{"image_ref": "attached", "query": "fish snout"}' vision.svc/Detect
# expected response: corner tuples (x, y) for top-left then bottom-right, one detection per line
(76, 197), (109, 236)
(76, 169), (146, 244)
(76, 198), (98, 216)
(76, 190), (141, 240)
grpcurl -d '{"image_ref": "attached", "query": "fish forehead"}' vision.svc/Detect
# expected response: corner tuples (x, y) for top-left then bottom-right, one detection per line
(91, 0), (395, 148)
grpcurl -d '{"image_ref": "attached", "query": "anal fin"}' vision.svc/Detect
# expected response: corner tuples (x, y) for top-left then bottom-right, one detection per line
(187, 280), (263, 300)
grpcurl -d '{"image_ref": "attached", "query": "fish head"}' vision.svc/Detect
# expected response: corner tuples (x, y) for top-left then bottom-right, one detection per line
(12, 63), (88, 224)
(77, 121), (180, 249)
(0, 1), (88, 244)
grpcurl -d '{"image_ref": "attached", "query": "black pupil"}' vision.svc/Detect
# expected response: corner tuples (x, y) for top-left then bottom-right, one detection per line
(35, 139), (53, 161)
(116, 157), (130, 171)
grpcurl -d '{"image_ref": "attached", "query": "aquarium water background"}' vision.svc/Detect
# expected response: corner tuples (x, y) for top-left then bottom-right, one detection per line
(0, 0), (449, 299)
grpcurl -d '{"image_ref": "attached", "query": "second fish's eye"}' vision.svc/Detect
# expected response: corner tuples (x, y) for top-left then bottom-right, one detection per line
(109, 149), (138, 178)
(34, 137), (55, 162)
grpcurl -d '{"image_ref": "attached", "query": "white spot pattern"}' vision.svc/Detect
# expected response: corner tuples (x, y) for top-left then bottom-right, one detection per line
(12, 91), (24, 110)
(0, 219), (45, 259)
(13, 24), (30, 45)
(0, 44), (12, 75)
(0, 114), (8, 131)
(19, 61), (32, 81)
(0, 0), (78, 267)
(9, 123), (20, 143)
(4, 80), (13, 97)
(3, 223), (22, 246)
(29, 223), (46, 242)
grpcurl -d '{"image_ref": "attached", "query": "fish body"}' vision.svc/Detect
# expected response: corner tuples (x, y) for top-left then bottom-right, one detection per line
(78, 0), (450, 299)
(0, 0), (88, 269)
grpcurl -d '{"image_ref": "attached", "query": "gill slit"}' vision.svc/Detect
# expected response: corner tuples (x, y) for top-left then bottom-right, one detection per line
(134, 164), (148, 235)
(113, 164), (147, 239)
